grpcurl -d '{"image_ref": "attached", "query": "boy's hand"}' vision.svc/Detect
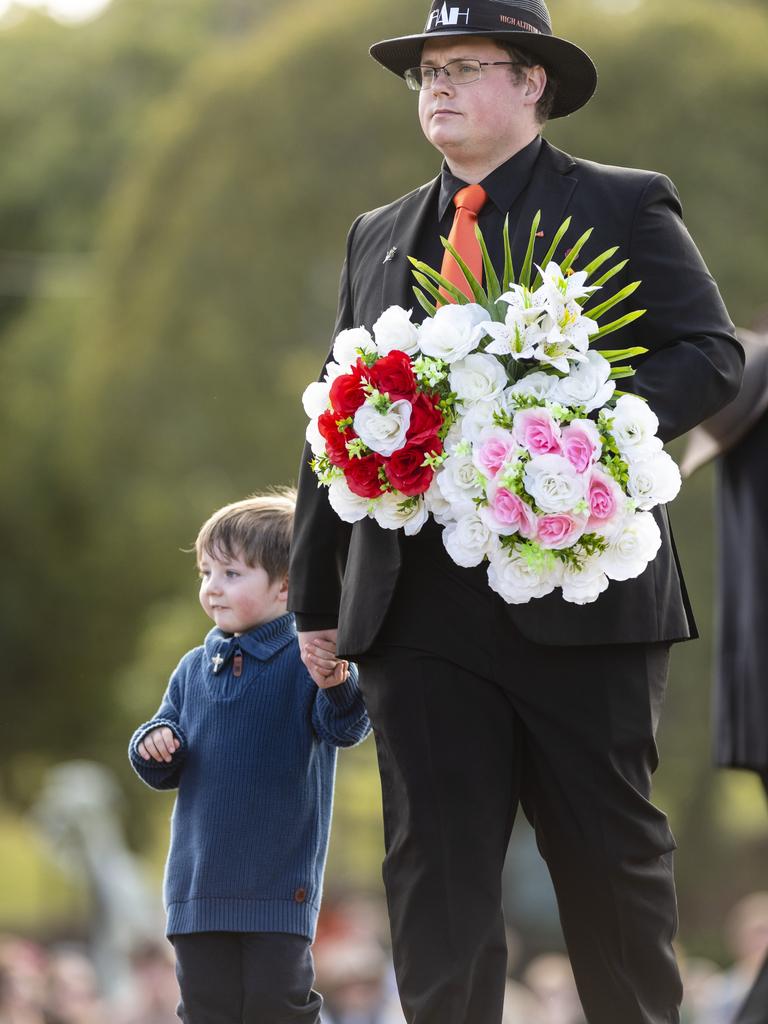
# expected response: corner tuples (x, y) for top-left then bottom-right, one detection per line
(298, 630), (349, 688)
(138, 726), (180, 763)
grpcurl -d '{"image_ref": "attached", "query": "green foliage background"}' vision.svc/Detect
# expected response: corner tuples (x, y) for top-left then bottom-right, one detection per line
(1, 0), (766, 958)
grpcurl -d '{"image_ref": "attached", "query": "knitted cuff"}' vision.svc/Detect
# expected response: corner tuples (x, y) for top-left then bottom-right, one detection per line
(131, 719), (187, 762)
(320, 674), (361, 712)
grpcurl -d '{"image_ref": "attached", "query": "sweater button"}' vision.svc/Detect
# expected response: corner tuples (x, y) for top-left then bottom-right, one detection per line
(294, 888), (306, 903)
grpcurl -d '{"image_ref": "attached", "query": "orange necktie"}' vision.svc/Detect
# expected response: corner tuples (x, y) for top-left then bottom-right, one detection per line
(439, 184), (488, 303)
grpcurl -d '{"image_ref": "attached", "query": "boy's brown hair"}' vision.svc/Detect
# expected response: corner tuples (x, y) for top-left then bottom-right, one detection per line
(194, 488), (296, 582)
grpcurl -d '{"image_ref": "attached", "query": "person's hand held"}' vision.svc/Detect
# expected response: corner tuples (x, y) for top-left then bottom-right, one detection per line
(298, 629), (342, 687)
(138, 726), (180, 763)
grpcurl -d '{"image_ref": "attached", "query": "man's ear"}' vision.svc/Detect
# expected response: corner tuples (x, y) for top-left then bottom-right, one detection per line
(524, 65), (547, 106)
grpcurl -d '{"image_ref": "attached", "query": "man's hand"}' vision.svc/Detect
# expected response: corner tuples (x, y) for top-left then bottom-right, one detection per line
(298, 629), (349, 688)
(138, 726), (180, 763)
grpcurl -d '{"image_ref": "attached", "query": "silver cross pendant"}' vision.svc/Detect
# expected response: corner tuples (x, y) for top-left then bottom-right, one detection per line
(211, 654), (224, 673)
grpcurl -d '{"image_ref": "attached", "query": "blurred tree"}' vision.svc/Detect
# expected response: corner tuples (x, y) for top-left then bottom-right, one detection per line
(1, 0), (766, 944)
(0, 0), (283, 331)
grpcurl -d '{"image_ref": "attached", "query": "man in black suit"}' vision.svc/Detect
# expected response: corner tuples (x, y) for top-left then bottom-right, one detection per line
(289, 2), (744, 1022)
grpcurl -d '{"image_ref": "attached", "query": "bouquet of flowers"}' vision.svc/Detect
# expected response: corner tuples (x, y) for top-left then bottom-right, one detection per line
(302, 213), (681, 604)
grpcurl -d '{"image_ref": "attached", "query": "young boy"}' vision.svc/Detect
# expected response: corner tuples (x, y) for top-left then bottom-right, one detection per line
(128, 491), (370, 1023)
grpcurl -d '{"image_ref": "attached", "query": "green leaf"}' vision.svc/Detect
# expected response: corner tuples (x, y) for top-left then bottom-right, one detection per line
(413, 270), (447, 307)
(581, 247), (620, 281)
(408, 256), (469, 305)
(589, 308), (647, 341)
(413, 286), (437, 318)
(440, 236), (489, 305)
(598, 346), (648, 363)
(560, 227), (593, 273)
(608, 365), (638, 380)
(475, 224), (501, 302)
(502, 215), (515, 290)
(519, 210), (541, 288)
(583, 280), (641, 322)
(531, 216), (572, 288)
(586, 258), (628, 293)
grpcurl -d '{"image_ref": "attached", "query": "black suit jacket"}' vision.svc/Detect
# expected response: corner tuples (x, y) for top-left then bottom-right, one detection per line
(289, 141), (743, 657)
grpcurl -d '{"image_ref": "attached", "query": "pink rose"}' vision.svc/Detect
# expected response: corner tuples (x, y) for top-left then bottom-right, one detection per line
(537, 513), (586, 550)
(561, 420), (602, 473)
(513, 408), (562, 456)
(481, 486), (538, 538)
(473, 429), (518, 479)
(587, 466), (625, 532)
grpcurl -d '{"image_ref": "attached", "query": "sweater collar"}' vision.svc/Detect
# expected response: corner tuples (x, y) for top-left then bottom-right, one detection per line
(203, 613), (296, 672)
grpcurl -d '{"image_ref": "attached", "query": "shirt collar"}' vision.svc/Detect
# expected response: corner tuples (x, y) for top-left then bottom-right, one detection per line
(438, 135), (543, 222)
(203, 612), (296, 669)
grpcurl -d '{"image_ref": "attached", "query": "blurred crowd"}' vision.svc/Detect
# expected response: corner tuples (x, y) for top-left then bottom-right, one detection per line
(1, 891), (767, 1024)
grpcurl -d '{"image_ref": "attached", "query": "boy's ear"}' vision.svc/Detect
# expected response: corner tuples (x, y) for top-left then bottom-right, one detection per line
(278, 573), (290, 599)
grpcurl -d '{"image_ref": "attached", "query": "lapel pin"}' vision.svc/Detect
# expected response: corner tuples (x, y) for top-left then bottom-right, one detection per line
(211, 654), (224, 673)
(383, 247), (398, 265)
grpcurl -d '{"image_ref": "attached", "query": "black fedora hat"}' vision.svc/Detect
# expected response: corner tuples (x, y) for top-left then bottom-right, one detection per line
(370, 0), (597, 119)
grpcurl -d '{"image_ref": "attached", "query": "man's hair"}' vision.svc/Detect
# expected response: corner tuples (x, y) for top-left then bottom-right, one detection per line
(194, 488), (296, 582)
(499, 41), (558, 125)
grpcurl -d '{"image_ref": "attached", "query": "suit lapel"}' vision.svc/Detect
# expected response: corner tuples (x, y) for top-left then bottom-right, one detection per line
(509, 141), (578, 277)
(381, 175), (441, 314)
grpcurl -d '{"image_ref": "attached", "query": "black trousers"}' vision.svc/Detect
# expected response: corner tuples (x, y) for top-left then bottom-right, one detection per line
(357, 621), (682, 1024)
(171, 932), (322, 1024)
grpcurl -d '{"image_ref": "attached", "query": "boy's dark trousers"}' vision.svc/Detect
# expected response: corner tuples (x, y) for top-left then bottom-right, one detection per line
(171, 932), (322, 1024)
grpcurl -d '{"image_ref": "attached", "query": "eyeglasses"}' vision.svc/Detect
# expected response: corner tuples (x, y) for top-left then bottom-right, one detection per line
(404, 58), (525, 92)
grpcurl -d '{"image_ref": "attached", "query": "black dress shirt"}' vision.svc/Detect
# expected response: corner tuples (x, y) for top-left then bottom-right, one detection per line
(417, 134), (543, 314)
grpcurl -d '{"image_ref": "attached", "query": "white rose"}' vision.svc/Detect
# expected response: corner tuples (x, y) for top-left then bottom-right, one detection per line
(487, 547), (561, 604)
(553, 350), (615, 412)
(442, 512), (495, 568)
(424, 475), (454, 526)
(609, 394), (663, 460)
(449, 352), (508, 405)
(327, 478), (370, 523)
(507, 372), (558, 403)
(373, 492), (428, 535)
(417, 302), (488, 363)
(599, 511), (662, 581)
(333, 327), (376, 370)
(457, 399), (507, 444)
(323, 361), (346, 383)
(436, 452), (484, 517)
(524, 454), (587, 514)
(627, 451), (682, 510)
(560, 558), (609, 605)
(301, 380), (331, 419)
(372, 305), (420, 356)
(353, 399), (412, 457)
(442, 422), (466, 455)
(306, 417), (326, 457)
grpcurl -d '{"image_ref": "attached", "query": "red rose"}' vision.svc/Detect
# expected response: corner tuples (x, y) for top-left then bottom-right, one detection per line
(318, 410), (352, 467)
(406, 392), (443, 445)
(345, 454), (385, 498)
(368, 351), (416, 401)
(385, 440), (442, 496)
(329, 363), (367, 418)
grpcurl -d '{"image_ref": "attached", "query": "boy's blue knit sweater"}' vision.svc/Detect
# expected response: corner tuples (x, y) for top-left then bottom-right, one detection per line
(128, 612), (370, 940)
